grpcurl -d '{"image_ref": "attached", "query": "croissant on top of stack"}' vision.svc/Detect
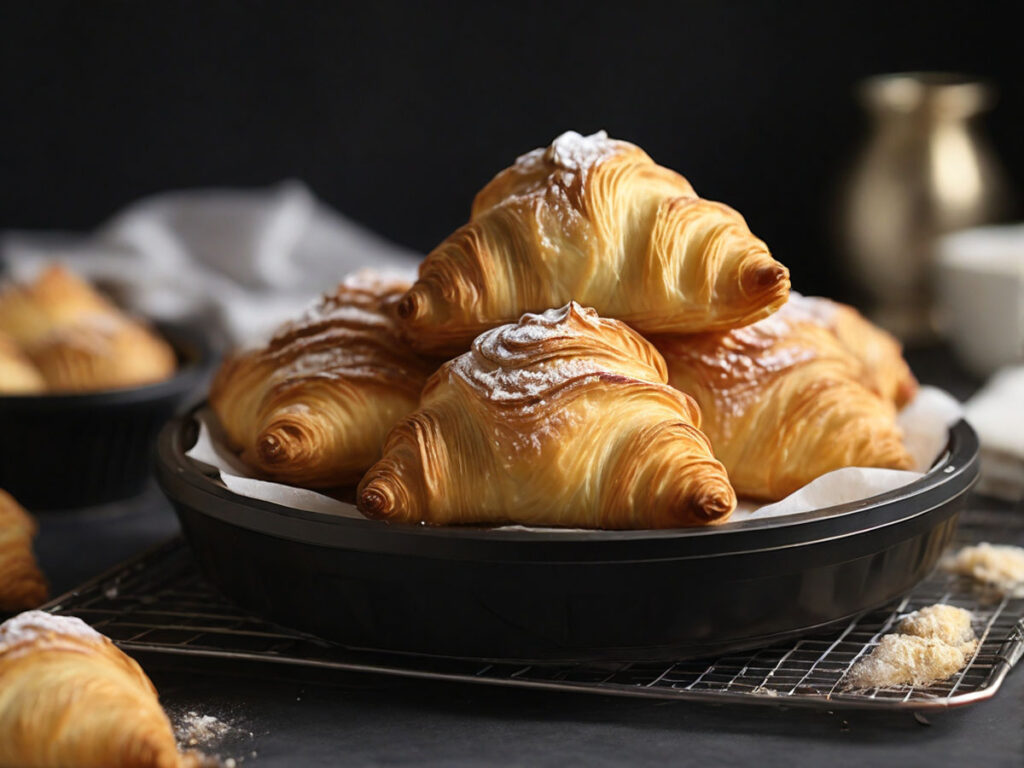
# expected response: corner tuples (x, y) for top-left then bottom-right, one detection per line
(0, 266), (177, 394)
(210, 130), (921, 527)
(398, 130), (791, 356)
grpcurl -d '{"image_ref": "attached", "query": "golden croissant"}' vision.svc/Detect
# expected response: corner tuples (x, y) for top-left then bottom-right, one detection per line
(0, 266), (118, 347)
(653, 294), (915, 501)
(359, 302), (736, 528)
(0, 266), (177, 392)
(0, 334), (45, 395)
(825, 298), (918, 408)
(0, 611), (199, 768)
(211, 273), (437, 488)
(0, 490), (48, 613)
(28, 317), (178, 392)
(397, 130), (791, 356)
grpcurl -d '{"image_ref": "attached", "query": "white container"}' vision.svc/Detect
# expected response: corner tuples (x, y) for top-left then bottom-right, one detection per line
(936, 225), (1024, 377)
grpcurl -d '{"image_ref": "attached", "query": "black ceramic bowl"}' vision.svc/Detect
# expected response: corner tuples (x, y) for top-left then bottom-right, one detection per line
(0, 323), (212, 509)
(157, 411), (978, 662)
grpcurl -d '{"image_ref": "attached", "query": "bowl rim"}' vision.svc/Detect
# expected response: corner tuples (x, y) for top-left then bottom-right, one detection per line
(0, 320), (214, 407)
(156, 407), (979, 560)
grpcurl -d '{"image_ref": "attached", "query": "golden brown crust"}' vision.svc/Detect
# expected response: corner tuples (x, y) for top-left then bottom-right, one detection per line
(829, 301), (919, 408)
(0, 333), (45, 395)
(0, 612), (187, 768)
(359, 302), (736, 528)
(398, 131), (790, 356)
(0, 490), (48, 613)
(0, 266), (177, 393)
(210, 274), (437, 488)
(654, 296), (915, 501)
(28, 317), (177, 393)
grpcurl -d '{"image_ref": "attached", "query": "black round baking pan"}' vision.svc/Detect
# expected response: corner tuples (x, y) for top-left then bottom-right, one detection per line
(157, 409), (979, 662)
(0, 323), (213, 510)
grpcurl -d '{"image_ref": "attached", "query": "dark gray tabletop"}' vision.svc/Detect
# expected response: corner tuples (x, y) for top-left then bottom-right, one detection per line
(27, 347), (1024, 767)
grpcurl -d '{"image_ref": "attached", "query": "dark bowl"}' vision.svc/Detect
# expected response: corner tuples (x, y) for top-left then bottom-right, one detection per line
(157, 410), (979, 662)
(1, 323), (213, 510)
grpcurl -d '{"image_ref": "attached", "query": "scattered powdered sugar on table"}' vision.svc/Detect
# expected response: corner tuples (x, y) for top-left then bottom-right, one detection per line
(174, 709), (256, 767)
(176, 712), (234, 747)
(0, 610), (102, 648)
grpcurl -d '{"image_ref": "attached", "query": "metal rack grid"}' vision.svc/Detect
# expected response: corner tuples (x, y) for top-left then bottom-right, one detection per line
(43, 506), (1024, 711)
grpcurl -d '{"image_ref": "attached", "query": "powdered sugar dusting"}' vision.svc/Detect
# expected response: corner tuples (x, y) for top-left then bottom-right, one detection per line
(780, 292), (840, 328)
(543, 130), (614, 171)
(450, 302), (608, 402)
(0, 611), (102, 649)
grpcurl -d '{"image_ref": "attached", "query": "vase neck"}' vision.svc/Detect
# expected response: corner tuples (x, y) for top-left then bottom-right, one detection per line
(860, 72), (994, 123)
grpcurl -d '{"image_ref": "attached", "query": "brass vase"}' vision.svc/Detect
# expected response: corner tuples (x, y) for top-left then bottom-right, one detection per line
(838, 72), (1011, 342)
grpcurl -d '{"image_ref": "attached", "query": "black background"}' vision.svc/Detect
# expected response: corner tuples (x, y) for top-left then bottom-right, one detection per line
(2, 1), (1021, 297)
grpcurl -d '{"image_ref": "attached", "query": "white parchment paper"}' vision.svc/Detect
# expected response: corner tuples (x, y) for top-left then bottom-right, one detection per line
(186, 385), (964, 528)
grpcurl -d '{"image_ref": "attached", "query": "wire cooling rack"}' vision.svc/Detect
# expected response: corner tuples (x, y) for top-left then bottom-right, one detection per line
(43, 505), (1024, 711)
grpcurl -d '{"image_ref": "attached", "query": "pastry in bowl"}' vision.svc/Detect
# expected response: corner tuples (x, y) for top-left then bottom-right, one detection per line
(359, 302), (736, 528)
(0, 266), (176, 393)
(211, 273), (436, 488)
(398, 130), (791, 356)
(653, 294), (915, 501)
(0, 334), (45, 395)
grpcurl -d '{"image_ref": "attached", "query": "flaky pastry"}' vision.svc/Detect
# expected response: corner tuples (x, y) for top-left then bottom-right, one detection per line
(0, 266), (118, 347)
(0, 334), (45, 395)
(654, 295), (915, 501)
(0, 489), (48, 613)
(0, 611), (201, 768)
(359, 302), (736, 528)
(211, 273), (436, 488)
(0, 266), (177, 392)
(398, 130), (790, 355)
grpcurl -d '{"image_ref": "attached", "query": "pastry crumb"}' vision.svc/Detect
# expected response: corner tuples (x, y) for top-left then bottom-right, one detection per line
(944, 543), (1024, 595)
(846, 603), (977, 689)
(898, 605), (976, 648)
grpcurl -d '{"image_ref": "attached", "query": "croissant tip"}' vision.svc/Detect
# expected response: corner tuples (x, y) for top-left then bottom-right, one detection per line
(358, 484), (395, 520)
(742, 261), (790, 295)
(256, 424), (306, 466)
(396, 292), (421, 322)
(691, 483), (737, 524)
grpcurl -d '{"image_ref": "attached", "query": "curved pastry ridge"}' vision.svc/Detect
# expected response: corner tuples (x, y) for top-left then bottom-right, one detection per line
(654, 296), (915, 501)
(0, 490), (48, 613)
(0, 611), (193, 768)
(359, 302), (735, 528)
(211, 274), (436, 487)
(399, 130), (789, 356)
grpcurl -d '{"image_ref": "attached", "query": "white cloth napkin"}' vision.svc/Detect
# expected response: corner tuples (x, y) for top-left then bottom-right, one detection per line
(1, 181), (421, 347)
(964, 366), (1024, 501)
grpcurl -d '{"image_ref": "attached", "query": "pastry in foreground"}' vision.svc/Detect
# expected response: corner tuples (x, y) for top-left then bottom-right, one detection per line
(359, 302), (736, 528)
(211, 273), (436, 488)
(0, 333), (45, 394)
(654, 294), (914, 501)
(398, 130), (791, 356)
(0, 489), (48, 612)
(0, 266), (177, 392)
(0, 611), (200, 768)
